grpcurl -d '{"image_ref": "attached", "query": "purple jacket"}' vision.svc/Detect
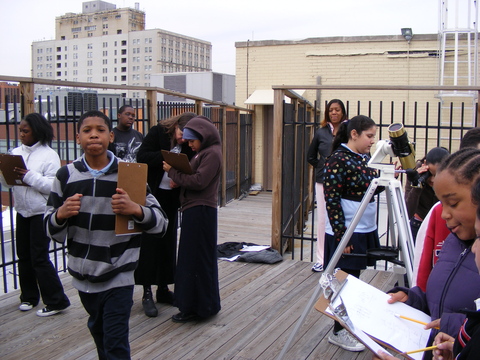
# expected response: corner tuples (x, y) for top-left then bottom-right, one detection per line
(391, 233), (480, 338)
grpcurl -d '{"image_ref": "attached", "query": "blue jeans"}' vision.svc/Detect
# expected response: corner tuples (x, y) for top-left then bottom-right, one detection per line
(79, 286), (134, 360)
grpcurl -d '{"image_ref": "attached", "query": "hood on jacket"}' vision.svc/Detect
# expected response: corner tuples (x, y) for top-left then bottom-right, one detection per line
(183, 116), (221, 152)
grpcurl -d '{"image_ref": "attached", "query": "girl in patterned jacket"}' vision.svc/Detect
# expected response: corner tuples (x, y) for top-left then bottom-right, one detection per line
(323, 115), (383, 352)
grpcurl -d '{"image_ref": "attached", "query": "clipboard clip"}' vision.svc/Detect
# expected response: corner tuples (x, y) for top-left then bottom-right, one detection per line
(320, 271), (352, 326)
(319, 271), (347, 304)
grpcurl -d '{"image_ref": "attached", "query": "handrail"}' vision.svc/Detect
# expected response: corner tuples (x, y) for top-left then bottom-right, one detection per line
(273, 84), (480, 92)
(0, 75), (252, 112)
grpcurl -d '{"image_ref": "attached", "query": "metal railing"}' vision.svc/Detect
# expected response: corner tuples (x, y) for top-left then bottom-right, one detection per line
(0, 76), (253, 293)
(271, 85), (480, 262)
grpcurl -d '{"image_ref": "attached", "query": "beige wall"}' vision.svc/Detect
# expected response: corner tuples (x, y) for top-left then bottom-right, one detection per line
(236, 34), (479, 188)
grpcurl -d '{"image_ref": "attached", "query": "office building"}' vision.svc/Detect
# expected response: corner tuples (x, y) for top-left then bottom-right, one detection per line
(32, 1), (212, 97)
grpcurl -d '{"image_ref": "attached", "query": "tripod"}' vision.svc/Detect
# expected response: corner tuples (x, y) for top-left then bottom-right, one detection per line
(277, 148), (415, 360)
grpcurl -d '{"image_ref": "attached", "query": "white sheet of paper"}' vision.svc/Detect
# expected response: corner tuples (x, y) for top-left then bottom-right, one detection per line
(239, 245), (270, 252)
(329, 275), (431, 360)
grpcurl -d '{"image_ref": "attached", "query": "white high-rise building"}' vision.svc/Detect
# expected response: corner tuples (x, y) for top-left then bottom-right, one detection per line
(32, 1), (212, 97)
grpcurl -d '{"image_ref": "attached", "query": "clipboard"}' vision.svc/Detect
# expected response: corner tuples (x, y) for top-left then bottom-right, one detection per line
(115, 162), (148, 235)
(315, 271), (428, 360)
(161, 150), (193, 174)
(0, 154), (29, 186)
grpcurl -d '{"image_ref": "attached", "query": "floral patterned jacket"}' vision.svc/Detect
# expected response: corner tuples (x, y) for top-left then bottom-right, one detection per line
(324, 144), (382, 242)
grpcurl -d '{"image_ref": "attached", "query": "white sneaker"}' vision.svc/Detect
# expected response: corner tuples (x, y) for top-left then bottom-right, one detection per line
(311, 262), (324, 272)
(328, 329), (366, 352)
(19, 302), (33, 311)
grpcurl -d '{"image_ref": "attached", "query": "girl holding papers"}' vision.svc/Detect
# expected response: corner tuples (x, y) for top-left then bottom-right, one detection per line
(386, 148), (480, 360)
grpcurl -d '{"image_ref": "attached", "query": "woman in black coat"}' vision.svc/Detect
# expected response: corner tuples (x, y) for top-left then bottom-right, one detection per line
(134, 112), (196, 317)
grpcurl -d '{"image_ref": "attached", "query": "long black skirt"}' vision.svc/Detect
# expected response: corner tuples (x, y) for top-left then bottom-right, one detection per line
(134, 188), (179, 286)
(323, 230), (380, 271)
(174, 205), (221, 318)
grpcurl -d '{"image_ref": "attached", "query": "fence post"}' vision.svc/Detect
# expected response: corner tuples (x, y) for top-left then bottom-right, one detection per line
(146, 90), (157, 128)
(271, 89), (284, 252)
(195, 100), (203, 116)
(20, 81), (34, 115)
(221, 106), (227, 207)
(236, 109), (241, 197)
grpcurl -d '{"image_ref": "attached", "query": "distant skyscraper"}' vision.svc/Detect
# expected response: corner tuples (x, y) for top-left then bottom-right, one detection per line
(32, 1), (212, 97)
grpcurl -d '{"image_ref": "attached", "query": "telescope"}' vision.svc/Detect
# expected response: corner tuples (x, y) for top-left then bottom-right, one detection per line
(387, 123), (416, 170)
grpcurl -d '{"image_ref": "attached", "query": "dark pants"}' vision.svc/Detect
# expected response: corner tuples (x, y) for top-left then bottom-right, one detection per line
(174, 205), (221, 318)
(410, 217), (423, 245)
(135, 188), (179, 287)
(16, 213), (70, 308)
(79, 286), (134, 360)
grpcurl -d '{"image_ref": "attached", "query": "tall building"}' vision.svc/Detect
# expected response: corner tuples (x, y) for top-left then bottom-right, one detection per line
(32, 1), (212, 97)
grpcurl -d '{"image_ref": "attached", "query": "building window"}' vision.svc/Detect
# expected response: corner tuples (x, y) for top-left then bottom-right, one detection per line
(102, 59), (108, 64)
(103, 24), (108, 29)
(73, 61), (78, 67)
(87, 69), (93, 75)
(121, 40), (127, 46)
(103, 68), (108, 73)
(72, 27), (81, 32)
(87, 60), (93, 66)
(121, 75), (126, 81)
(87, 52), (93, 58)
(121, 49), (127, 55)
(56, 63), (61, 68)
(84, 25), (96, 31)
(88, 33), (93, 37)
(103, 76), (108, 82)
(121, 67), (127, 72)
(121, 58), (127, 63)
(87, 77), (92, 82)
(56, 47), (61, 52)
(56, 55), (61, 60)
(117, 30), (122, 35)
(103, 51), (108, 56)
(57, 71), (61, 76)
(103, 42), (108, 48)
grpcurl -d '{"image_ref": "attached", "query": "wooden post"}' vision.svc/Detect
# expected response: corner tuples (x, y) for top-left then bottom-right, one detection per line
(20, 81), (34, 115)
(146, 90), (157, 128)
(235, 109), (241, 198)
(195, 100), (203, 116)
(271, 89), (284, 252)
(221, 106), (227, 207)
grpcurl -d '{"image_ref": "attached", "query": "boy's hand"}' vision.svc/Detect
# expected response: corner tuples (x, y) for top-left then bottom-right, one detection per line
(111, 188), (143, 219)
(57, 193), (83, 221)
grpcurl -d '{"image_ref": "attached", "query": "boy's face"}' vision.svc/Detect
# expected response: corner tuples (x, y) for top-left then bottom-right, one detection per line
(117, 107), (135, 131)
(76, 116), (114, 157)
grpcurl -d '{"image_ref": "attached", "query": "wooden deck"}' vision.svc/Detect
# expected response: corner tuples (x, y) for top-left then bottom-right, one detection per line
(0, 192), (399, 359)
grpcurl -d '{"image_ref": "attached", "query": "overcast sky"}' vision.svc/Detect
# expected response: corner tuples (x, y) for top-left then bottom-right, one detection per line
(0, 0), (445, 77)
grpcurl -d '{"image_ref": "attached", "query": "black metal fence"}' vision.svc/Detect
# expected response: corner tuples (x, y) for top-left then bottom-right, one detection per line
(281, 98), (478, 262)
(0, 95), (252, 293)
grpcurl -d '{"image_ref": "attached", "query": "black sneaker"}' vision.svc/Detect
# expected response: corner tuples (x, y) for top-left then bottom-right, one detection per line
(36, 306), (66, 317)
(19, 302), (34, 311)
